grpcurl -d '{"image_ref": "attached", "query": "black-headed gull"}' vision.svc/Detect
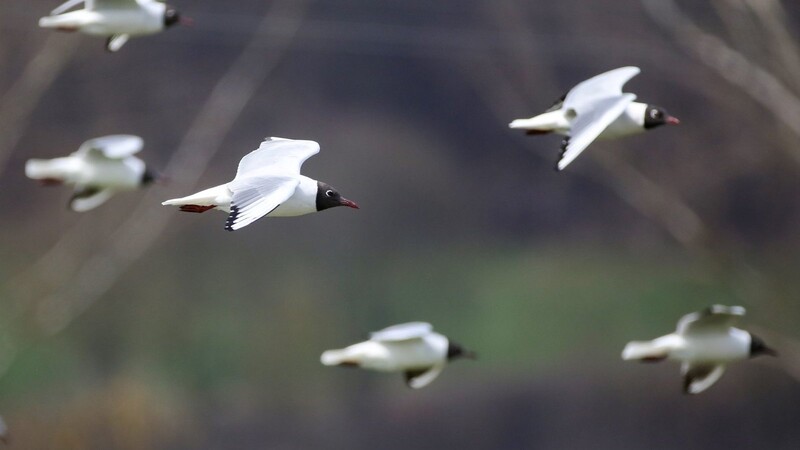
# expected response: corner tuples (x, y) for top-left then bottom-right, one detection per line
(162, 137), (359, 231)
(320, 322), (475, 389)
(39, 0), (191, 52)
(509, 66), (679, 171)
(622, 305), (776, 394)
(26, 134), (157, 212)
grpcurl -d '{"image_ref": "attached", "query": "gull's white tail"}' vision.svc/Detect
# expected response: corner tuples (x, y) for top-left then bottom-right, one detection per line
(320, 349), (354, 366)
(508, 111), (569, 131)
(161, 184), (229, 208)
(38, 13), (87, 29)
(25, 158), (74, 181)
(622, 340), (669, 361)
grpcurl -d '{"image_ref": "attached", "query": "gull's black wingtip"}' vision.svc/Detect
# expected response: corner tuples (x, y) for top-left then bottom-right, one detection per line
(553, 137), (570, 172)
(224, 205), (239, 232)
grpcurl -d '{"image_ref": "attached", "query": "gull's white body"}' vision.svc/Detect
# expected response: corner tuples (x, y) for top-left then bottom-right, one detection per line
(162, 137), (325, 230)
(511, 102), (647, 140)
(39, 0), (169, 51)
(622, 305), (754, 394)
(39, 1), (164, 36)
(509, 66), (647, 170)
(321, 322), (450, 389)
(25, 135), (147, 211)
(623, 329), (750, 363)
(163, 176), (319, 217)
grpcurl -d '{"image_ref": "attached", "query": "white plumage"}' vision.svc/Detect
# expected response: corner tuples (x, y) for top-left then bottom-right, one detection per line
(39, 0), (188, 52)
(162, 137), (358, 231)
(509, 66), (679, 171)
(26, 134), (154, 212)
(622, 305), (776, 394)
(321, 322), (474, 389)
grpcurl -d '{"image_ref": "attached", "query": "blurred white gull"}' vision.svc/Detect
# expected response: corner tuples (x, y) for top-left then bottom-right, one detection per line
(509, 66), (679, 171)
(622, 305), (776, 394)
(39, 0), (191, 52)
(26, 134), (157, 212)
(321, 322), (475, 389)
(162, 137), (359, 231)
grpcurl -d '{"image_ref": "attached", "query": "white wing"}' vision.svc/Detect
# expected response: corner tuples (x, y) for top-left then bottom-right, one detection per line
(557, 94), (635, 170)
(563, 66), (640, 110)
(405, 364), (445, 389)
(69, 186), (116, 211)
(51, 0), (89, 15)
(106, 34), (131, 52)
(682, 362), (727, 394)
(91, 0), (141, 9)
(677, 305), (746, 336)
(225, 175), (299, 231)
(370, 322), (433, 342)
(235, 137), (320, 178)
(75, 135), (143, 159)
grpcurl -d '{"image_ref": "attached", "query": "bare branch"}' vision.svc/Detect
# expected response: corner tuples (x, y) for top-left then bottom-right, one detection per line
(641, 0), (800, 165)
(0, 34), (80, 174)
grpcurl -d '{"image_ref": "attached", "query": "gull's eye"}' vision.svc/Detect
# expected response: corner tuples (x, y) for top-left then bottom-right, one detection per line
(650, 109), (663, 119)
(325, 190), (335, 197)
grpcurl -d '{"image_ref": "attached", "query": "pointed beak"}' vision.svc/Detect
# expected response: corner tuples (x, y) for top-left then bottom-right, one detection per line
(340, 198), (359, 209)
(666, 116), (680, 125)
(180, 17), (194, 27)
(463, 350), (478, 360)
(764, 347), (778, 357)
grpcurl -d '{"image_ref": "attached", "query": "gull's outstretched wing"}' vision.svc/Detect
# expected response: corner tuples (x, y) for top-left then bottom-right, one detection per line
(404, 364), (445, 389)
(75, 135), (143, 159)
(69, 186), (116, 212)
(235, 137), (320, 178)
(51, 0), (89, 15)
(106, 34), (131, 52)
(677, 305), (746, 336)
(682, 362), (727, 394)
(225, 175), (299, 231)
(91, 0), (140, 9)
(556, 93), (635, 170)
(564, 66), (640, 109)
(370, 322), (433, 342)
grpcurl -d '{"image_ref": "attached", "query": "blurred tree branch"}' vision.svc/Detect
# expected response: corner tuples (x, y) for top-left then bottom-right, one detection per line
(642, 0), (800, 165)
(0, 34), (79, 175)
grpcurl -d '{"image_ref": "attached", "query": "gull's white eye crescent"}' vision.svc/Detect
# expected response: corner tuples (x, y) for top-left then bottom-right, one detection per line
(325, 190), (334, 197)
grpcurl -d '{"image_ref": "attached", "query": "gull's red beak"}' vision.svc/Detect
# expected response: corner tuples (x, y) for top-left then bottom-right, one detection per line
(667, 116), (680, 125)
(180, 17), (194, 27)
(340, 198), (359, 209)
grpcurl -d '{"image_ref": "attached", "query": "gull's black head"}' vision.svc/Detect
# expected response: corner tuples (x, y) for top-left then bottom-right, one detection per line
(141, 169), (159, 186)
(644, 105), (680, 129)
(315, 181), (359, 211)
(164, 7), (181, 28)
(750, 333), (777, 358)
(164, 5), (194, 28)
(447, 341), (477, 361)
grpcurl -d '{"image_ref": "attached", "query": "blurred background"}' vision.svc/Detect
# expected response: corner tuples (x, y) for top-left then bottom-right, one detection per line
(1, 0), (800, 448)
